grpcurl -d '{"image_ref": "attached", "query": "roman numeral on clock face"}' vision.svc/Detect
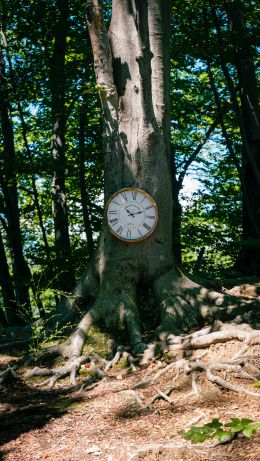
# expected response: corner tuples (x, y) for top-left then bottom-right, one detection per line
(109, 218), (118, 225)
(127, 229), (132, 238)
(109, 210), (117, 215)
(143, 222), (151, 231)
(132, 191), (137, 201)
(121, 192), (128, 201)
(116, 226), (123, 235)
(145, 205), (154, 210)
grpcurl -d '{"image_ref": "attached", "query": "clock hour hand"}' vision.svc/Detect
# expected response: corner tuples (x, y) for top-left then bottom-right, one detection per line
(126, 209), (135, 217)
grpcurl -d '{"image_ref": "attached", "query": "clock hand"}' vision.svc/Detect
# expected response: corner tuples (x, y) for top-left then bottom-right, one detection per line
(132, 210), (144, 215)
(126, 209), (135, 217)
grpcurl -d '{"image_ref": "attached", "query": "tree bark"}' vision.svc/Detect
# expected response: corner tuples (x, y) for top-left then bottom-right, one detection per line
(50, 0), (75, 293)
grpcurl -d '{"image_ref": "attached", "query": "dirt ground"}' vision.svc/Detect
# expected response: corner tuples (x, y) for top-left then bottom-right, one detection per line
(0, 338), (259, 461)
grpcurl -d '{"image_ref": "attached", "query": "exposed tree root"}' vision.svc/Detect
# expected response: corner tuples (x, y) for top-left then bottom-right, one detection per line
(10, 264), (259, 391)
(23, 344), (138, 389)
(23, 353), (108, 389)
(144, 356), (260, 406)
(184, 409), (207, 429)
(167, 322), (260, 353)
(0, 366), (19, 385)
(21, 320), (260, 391)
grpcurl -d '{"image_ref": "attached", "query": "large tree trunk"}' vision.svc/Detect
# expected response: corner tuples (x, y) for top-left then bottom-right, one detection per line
(96, 0), (176, 345)
(225, 0), (260, 275)
(50, 0), (75, 293)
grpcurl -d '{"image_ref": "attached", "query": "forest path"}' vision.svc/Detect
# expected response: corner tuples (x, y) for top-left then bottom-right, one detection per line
(0, 337), (259, 461)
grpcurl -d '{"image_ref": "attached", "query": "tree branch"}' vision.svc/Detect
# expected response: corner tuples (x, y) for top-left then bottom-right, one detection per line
(177, 115), (222, 188)
(86, 0), (118, 109)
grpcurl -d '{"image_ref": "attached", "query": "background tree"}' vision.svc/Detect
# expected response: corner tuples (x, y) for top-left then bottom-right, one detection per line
(50, 0), (75, 293)
(0, 32), (32, 323)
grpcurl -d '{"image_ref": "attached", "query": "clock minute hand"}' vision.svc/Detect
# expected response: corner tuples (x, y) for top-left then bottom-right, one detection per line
(132, 210), (144, 215)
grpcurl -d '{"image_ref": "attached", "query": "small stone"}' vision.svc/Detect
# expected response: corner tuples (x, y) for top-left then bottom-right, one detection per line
(86, 445), (102, 455)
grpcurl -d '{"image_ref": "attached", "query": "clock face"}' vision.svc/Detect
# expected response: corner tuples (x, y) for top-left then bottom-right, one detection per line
(106, 188), (158, 242)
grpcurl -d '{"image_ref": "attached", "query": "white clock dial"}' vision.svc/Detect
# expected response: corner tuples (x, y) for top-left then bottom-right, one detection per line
(106, 188), (158, 242)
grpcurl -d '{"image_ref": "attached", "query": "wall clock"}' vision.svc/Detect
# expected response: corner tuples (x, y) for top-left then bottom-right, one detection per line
(106, 188), (158, 242)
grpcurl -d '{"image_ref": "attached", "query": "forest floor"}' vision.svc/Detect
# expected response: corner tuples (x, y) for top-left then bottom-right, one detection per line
(0, 340), (259, 460)
(0, 281), (260, 461)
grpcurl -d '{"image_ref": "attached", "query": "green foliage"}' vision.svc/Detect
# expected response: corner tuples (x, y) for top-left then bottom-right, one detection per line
(1, 0), (259, 322)
(178, 418), (260, 445)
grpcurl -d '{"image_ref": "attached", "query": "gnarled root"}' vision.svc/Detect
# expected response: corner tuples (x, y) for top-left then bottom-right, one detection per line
(166, 322), (260, 352)
(19, 264), (260, 389)
(0, 366), (19, 385)
(144, 356), (260, 407)
(131, 321), (260, 404)
(153, 269), (260, 341)
(24, 345), (137, 389)
(153, 270), (203, 338)
(24, 276), (143, 387)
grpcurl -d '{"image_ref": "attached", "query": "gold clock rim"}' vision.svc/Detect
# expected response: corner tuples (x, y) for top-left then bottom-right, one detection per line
(105, 187), (159, 243)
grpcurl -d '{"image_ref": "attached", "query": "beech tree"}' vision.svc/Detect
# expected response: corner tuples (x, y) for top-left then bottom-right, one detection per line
(1, 0), (259, 393)
(22, 0), (258, 386)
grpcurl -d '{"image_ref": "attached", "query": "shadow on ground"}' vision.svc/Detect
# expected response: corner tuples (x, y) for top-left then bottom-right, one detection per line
(0, 352), (85, 457)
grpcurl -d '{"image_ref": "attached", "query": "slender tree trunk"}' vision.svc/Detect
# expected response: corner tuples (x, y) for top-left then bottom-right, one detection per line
(0, 226), (17, 325)
(225, 0), (260, 275)
(4, 39), (52, 272)
(1, 30), (56, 313)
(0, 46), (31, 324)
(50, 0), (75, 293)
(210, 0), (260, 275)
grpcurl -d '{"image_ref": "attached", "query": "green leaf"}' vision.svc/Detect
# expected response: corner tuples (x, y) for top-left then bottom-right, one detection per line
(243, 427), (256, 438)
(224, 418), (253, 433)
(178, 430), (213, 444)
(243, 424), (260, 438)
(215, 430), (233, 443)
(204, 418), (223, 429)
(179, 418), (260, 446)
(239, 419), (254, 425)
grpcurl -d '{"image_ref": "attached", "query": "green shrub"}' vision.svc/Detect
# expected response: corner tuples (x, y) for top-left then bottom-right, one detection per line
(178, 418), (260, 444)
